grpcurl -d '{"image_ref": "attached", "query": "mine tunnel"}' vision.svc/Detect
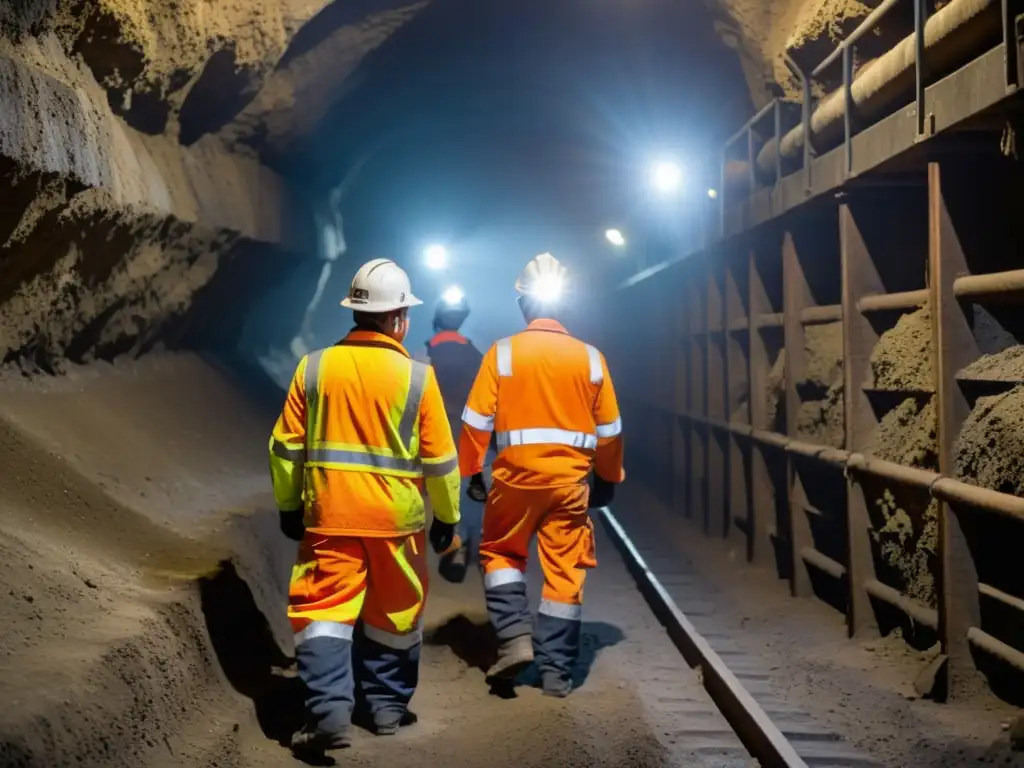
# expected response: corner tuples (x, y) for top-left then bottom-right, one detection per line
(4, 0), (1024, 766)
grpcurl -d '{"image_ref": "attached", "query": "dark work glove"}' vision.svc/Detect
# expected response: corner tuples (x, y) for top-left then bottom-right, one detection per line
(466, 473), (488, 503)
(279, 509), (305, 542)
(589, 476), (616, 509)
(429, 519), (457, 554)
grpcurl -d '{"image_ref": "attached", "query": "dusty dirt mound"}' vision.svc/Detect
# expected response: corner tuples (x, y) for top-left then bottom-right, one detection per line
(955, 385), (1024, 495)
(765, 348), (786, 432)
(959, 344), (1024, 382)
(870, 308), (934, 392)
(867, 398), (939, 607)
(796, 322), (844, 447)
(864, 309), (938, 607)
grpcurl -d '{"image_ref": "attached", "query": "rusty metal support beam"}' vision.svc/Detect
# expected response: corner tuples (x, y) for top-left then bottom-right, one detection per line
(928, 160), (985, 700)
(840, 203), (882, 640)
(782, 231), (814, 598)
(708, 253), (729, 538)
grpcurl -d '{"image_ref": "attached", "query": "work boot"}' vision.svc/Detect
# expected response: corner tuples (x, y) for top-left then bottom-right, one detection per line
(374, 709), (418, 736)
(290, 724), (351, 755)
(486, 634), (534, 681)
(438, 543), (469, 583)
(541, 671), (573, 698)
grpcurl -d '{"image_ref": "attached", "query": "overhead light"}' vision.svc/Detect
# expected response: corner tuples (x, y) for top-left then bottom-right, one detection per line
(424, 244), (448, 270)
(707, 188), (718, 199)
(651, 160), (682, 194)
(605, 228), (626, 247)
(442, 285), (465, 305)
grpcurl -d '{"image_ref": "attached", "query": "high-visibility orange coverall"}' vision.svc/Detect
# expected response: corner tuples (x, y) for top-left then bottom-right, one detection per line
(269, 329), (460, 735)
(459, 318), (624, 683)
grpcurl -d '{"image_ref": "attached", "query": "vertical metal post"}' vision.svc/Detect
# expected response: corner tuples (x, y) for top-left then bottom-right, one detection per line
(1002, 0), (1019, 91)
(726, 250), (751, 550)
(720, 149), (728, 240)
(839, 200), (882, 639)
(929, 161), (984, 700)
(690, 258), (709, 526)
(707, 251), (729, 538)
(782, 230), (815, 598)
(915, 0), (928, 137)
(673, 263), (691, 517)
(843, 47), (854, 176)
(749, 244), (778, 567)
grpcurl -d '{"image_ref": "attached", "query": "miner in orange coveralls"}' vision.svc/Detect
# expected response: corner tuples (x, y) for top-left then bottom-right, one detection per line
(269, 258), (461, 756)
(458, 252), (625, 698)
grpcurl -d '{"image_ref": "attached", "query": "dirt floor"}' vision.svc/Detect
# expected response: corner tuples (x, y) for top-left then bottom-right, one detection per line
(0, 353), (743, 768)
(618, 483), (1024, 768)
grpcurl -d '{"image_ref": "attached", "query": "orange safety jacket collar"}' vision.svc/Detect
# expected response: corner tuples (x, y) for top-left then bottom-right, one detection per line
(428, 330), (469, 347)
(337, 329), (411, 358)
(523, 318), (569, 335)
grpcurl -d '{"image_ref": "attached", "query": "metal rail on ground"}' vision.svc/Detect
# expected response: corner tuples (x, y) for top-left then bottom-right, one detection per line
(598, 506), (810, 768)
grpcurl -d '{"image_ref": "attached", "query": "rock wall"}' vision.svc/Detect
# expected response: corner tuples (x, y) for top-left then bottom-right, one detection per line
(0, 0), (426, 373)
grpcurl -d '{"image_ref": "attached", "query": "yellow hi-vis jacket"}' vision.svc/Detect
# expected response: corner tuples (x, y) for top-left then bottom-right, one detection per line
(269, 329), (461, 537)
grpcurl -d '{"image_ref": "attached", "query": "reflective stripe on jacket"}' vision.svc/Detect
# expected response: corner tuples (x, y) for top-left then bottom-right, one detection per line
(270, 329), (461, 536)
(459, 318), (624, 488)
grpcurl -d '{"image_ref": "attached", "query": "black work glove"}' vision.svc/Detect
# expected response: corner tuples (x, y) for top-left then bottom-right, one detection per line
(589, 476), (616, 509)
(279, 509), (305, 542)
(466, 473), (488, 503)
(429, 519), (458, 554)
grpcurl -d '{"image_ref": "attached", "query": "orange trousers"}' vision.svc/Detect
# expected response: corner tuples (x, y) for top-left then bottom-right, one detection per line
(479, 479), (596, 609)
(289, 531), (428, 643)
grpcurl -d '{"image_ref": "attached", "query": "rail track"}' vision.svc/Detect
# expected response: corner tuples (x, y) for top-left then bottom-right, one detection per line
(599, 505), (883, 768)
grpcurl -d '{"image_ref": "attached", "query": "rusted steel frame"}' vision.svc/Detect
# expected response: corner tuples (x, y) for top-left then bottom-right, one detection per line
(1002, 0), (1019, 91)
(813, 0), (903, 76)
(952, 269), (1024, 300)
(865, 578), (939, 629)
(914, 0), (928, 137)
(787, 440), (850, 468)
(707, 253), (729, 538)
(929, 160), (984, 700)
(672, 265), (691, 517)
(783, 54), (814, 194)
(691, 258), (710, 525)
(979, 582), (1024, 615)
(969, 627), (1024, 673)
(799, 304), (843, 324)
(801, 546), (848, 580)
(755, 312), (785, 328)
(749, 244), (779, 567)
(846, 453), (940, 489)
(782, 230), (815, 598)
(600, 508), (811, 768)
(840, 201), (884, 640)
(857, 289), (929, 313)
(931, 477), (1024, 524)
(725, 249), (752, 549)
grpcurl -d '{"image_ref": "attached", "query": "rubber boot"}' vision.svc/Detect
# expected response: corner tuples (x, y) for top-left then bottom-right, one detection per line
(541, 671), (573, 698)
(438, 542), (469, 583)
(374, 709), (419, 736)
(486, 634), (534, 681)
(290, 724), (351, 755)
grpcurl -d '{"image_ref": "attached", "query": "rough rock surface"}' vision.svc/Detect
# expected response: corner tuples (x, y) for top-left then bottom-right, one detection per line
(955, 383), (1024, 496)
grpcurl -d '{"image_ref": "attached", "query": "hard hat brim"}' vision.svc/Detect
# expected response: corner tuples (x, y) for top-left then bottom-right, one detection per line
(341, 294), (423, 312)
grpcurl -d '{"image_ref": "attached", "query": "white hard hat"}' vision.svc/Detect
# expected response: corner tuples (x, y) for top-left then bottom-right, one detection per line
(340, 258), (422, 312)
(515, 252), (569, 301)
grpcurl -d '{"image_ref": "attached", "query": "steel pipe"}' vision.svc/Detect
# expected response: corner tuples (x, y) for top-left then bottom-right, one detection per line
(801, 547), (848, 579)
(931, 477), (1024, 524)
(857, 289), (929, 313)
(846, 453), (941, 489)
(865, 578), (939, 629)
(800, 304), (843, 324)
(968, 626), (1024, 673)
(952, 269), (1024, 300)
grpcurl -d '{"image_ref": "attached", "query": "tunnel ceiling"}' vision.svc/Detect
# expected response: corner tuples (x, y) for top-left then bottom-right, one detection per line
(0, 0), (881, 373)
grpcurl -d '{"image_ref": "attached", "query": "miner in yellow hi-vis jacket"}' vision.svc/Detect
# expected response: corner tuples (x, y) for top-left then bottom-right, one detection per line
(269, 258), (460, 756)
